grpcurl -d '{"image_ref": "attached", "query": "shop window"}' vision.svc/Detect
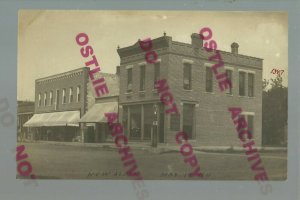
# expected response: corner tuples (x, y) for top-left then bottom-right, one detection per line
(238, 114), (254, 139)
(122, 106), (128, 136)
(144, 104), (155, 139)
(248, 115), (254, 137)
(130, 105), (141, 139)
(183, 104), (195, 139)
(170, 113), (180, 131)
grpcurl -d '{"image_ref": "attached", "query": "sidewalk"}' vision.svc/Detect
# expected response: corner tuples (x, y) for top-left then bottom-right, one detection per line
(19, 140), (287, 154)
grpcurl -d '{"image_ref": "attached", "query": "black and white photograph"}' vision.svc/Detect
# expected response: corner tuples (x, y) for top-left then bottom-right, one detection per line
(17, 10), (288, 181)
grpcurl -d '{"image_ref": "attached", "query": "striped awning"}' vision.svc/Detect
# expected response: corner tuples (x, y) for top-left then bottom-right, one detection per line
(23, 111), (80, 127)
(78, 102), (118, 123)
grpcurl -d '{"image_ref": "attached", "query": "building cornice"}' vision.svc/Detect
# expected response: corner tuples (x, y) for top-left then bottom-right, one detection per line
(36, 67), (87, 84)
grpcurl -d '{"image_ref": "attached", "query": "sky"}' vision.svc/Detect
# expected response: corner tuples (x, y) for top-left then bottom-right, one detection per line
(18, 10), (288, 101)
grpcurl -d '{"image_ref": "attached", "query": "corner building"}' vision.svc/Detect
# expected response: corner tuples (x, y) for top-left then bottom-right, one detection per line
(117, 33), (263, 147)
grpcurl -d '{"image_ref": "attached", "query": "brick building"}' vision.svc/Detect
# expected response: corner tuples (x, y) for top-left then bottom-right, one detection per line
(79, 72), (119, 143)
(24, 67), (119, 143)
(117, 33), (263, 147)
(24, 67), (89, 141)
(17, 101), (34, 141)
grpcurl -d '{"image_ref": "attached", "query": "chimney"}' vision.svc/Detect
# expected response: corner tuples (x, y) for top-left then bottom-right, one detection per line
(231, 42), (239, 54)
(191, 33), (203, 49)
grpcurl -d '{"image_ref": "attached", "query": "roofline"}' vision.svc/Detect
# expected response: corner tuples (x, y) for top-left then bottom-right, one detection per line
(36, 67), (87, 82)
(171, 40), (263, 61)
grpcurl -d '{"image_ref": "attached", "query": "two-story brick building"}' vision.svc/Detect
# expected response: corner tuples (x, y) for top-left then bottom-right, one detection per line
(24, 67), (119, 143)
(117, 32), (263, 147)
(24, 67), (89, 141)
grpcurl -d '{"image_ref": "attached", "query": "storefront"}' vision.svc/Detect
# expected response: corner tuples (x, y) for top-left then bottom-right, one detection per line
(78, 102), (118, 143)
(23, 110), (80, 142)
(121, 103), (165, 143)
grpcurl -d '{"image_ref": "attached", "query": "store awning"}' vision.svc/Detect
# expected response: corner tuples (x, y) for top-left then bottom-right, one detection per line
(78, 102), (118, 123)
(24, 111), (80, 127)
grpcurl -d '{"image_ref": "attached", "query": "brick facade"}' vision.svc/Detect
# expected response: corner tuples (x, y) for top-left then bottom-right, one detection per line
(35, 67), (89, 116)
(117, 33), (263, 147)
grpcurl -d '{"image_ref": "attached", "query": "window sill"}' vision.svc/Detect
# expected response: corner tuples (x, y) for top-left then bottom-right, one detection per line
(183, 89), (193, 92)
(125, 92), (133, 95)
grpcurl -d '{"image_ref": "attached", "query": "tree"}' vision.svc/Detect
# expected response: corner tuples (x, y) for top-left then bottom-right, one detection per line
(262, 76), (287, 146)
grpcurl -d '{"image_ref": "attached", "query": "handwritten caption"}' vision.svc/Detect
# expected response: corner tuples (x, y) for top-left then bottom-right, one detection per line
(270, 68), (284, 77)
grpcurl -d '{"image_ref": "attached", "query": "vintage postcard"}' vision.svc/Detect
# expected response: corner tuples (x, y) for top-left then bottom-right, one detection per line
(17, 10), (287, 182)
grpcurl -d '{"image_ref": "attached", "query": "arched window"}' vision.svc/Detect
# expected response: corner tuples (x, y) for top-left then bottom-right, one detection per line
(49, 91), (53, 106)
(69, 87), (73, 103)
(44, 92), (47, 106)
(38, 93), (41, 107)
(76, 86), (81, 102)
(62, 88), (66, 104)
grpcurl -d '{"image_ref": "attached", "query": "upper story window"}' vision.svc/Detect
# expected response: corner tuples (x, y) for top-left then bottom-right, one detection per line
(183, 63), (192, 90)
(140, 65), (146, 91)
(205, 67), (213, 92)
(76, 86), (81, 102)
(38, 93), (41, 107)
(44, 92), (47, 106)
(248, 73), (254, 97)
(49, 91), (53, 106)
(69, 87), (73, 103)
(226, 69), (233, 95)
(127, 68), (133, 93)
(154, 62), (160, 88)
(62, 88), (66, 104)
(239, 71), (246, 96)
